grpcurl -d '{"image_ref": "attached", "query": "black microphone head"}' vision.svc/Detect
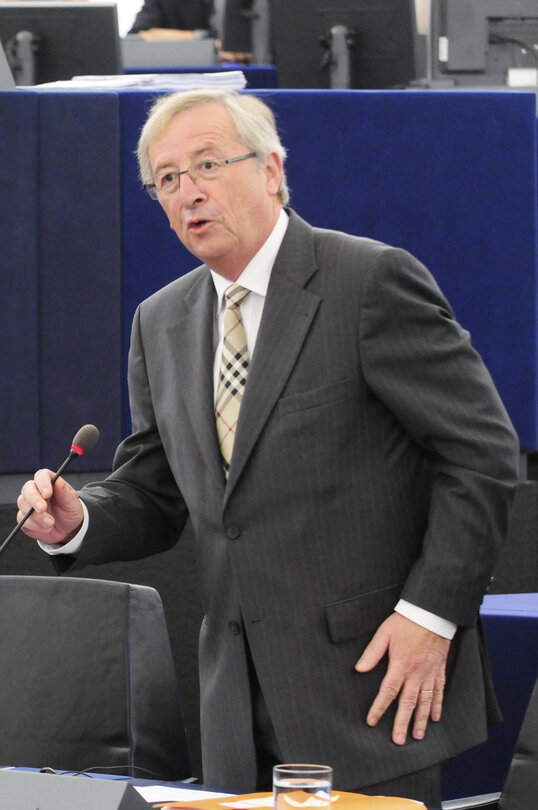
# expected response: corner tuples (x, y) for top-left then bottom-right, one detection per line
(70, 424), (100, 456)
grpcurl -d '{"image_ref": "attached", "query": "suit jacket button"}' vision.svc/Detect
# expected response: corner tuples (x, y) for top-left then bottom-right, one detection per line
(226, 525), (240, 540)
(228, 621), (241, 635)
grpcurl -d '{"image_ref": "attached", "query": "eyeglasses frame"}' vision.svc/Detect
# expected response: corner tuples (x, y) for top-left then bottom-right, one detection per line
(143, 152), (257, 200)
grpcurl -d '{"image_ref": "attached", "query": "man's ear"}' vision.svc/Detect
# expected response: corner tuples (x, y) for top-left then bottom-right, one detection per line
(264, 152), (283, 197)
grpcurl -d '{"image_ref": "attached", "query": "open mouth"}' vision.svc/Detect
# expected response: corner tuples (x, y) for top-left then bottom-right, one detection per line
(189, 218), (211, 232)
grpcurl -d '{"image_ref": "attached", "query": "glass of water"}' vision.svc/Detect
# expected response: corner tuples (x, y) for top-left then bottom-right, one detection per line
(273, 764), (333, 810)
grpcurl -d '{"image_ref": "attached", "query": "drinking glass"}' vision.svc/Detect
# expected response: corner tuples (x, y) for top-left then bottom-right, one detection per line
(273, 764), (333, 810)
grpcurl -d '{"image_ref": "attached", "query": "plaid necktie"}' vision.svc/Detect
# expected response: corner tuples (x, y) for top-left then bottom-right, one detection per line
(215, 284), (250, 476)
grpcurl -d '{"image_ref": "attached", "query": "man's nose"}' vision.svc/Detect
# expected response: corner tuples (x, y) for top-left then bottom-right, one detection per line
(178, 169), (205, 203)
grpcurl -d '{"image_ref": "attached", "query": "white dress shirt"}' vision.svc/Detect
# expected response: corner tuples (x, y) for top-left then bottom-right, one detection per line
(41, 207), (456, 639)
(210, 208), (289, 398)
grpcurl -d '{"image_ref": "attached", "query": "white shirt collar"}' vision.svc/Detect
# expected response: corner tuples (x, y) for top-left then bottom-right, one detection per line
(210, 208), (289, 306)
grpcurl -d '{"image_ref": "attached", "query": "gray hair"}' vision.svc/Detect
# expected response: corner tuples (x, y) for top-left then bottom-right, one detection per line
(137, 88), (290, 206)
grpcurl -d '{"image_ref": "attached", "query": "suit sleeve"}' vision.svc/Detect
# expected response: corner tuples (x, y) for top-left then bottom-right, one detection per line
(66, 305), (189, 568)
(359, 246), (520, 627)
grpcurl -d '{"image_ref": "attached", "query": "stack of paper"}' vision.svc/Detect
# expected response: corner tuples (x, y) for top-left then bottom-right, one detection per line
(36, 70), (247, 90)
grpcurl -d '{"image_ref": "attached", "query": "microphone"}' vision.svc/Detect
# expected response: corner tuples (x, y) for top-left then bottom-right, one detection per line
(0, 424), (100, 556)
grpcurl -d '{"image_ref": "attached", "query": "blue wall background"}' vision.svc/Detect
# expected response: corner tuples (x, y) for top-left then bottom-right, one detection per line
(1, 88), (536, 471)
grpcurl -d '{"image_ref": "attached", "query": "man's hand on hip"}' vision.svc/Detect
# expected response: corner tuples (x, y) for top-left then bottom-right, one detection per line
(355, 612), (450, 745)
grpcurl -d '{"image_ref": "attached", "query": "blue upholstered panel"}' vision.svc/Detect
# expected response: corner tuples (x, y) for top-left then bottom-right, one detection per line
(263, 90), (538, 450)
(0, 92), (40, 472)
(119, 89), (538, 448)
(35, 90), (122, 470)
(1, 88), (536, 472)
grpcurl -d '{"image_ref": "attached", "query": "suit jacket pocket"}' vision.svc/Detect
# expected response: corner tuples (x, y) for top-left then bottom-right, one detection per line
(278, 378), (351, 416)
(325, 582), (404, 644)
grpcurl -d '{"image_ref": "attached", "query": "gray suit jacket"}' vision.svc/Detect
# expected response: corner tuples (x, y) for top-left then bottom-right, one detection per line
(74, 210), (519, 791)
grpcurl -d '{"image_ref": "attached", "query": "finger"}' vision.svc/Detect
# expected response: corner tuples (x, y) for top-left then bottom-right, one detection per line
(19, 482), (47, 516)
(365, 669), (404, 728)
(388, 680), (424, 745)
(20, 471), (55, 514)
(411, 686), (435, 741)
(355, 630), (389, 673)
(18, 511), (56, 536)
(34, 469), (56, 500)
(431, 671), (447, 722)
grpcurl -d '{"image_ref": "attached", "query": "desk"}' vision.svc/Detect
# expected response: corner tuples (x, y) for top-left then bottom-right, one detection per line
(442, 593), (538, 800)
(0, 768), (223, 810)
(4, 770), (441, 809)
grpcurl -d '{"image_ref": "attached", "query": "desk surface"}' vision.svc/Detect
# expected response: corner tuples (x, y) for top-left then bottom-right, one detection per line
(482, 592), (538, 615)
(8, 770), (439, 809)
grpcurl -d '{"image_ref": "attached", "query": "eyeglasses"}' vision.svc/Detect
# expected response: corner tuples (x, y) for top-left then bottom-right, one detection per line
(144, 152), (257, 200)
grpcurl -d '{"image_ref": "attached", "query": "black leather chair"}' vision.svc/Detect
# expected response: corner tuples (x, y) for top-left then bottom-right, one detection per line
(442, 675), (538, 810)
(0, 575), (191, 780)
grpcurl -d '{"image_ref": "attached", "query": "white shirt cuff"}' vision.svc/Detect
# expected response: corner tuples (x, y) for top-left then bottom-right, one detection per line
(38, 500), (89, 556)
(395, 598), (457, 640)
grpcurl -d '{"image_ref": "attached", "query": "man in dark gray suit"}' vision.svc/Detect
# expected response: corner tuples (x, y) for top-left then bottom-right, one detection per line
(18, 89), (519, 806)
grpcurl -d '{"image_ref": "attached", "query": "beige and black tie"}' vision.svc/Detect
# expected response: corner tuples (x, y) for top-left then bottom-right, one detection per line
(215, 284), (250, 477)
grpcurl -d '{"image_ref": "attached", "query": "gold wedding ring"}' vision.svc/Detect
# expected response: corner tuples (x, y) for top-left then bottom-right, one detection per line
(420, 689), (434, 694)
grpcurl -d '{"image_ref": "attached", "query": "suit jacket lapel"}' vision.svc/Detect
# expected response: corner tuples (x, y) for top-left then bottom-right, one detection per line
(225, 212), (321, 497)
(166, 269), (225, 490)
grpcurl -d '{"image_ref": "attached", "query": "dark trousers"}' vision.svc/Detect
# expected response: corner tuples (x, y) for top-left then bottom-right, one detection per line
(356, 764), (442, 809)
(248, 638), (442, 808)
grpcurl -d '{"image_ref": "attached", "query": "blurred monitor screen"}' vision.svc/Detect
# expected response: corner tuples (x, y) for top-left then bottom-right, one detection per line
(221, 0), (252, 53)
(430, 0), (538, 87)
(0, 1), (122, 85)
(270, 0), (419, 88)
